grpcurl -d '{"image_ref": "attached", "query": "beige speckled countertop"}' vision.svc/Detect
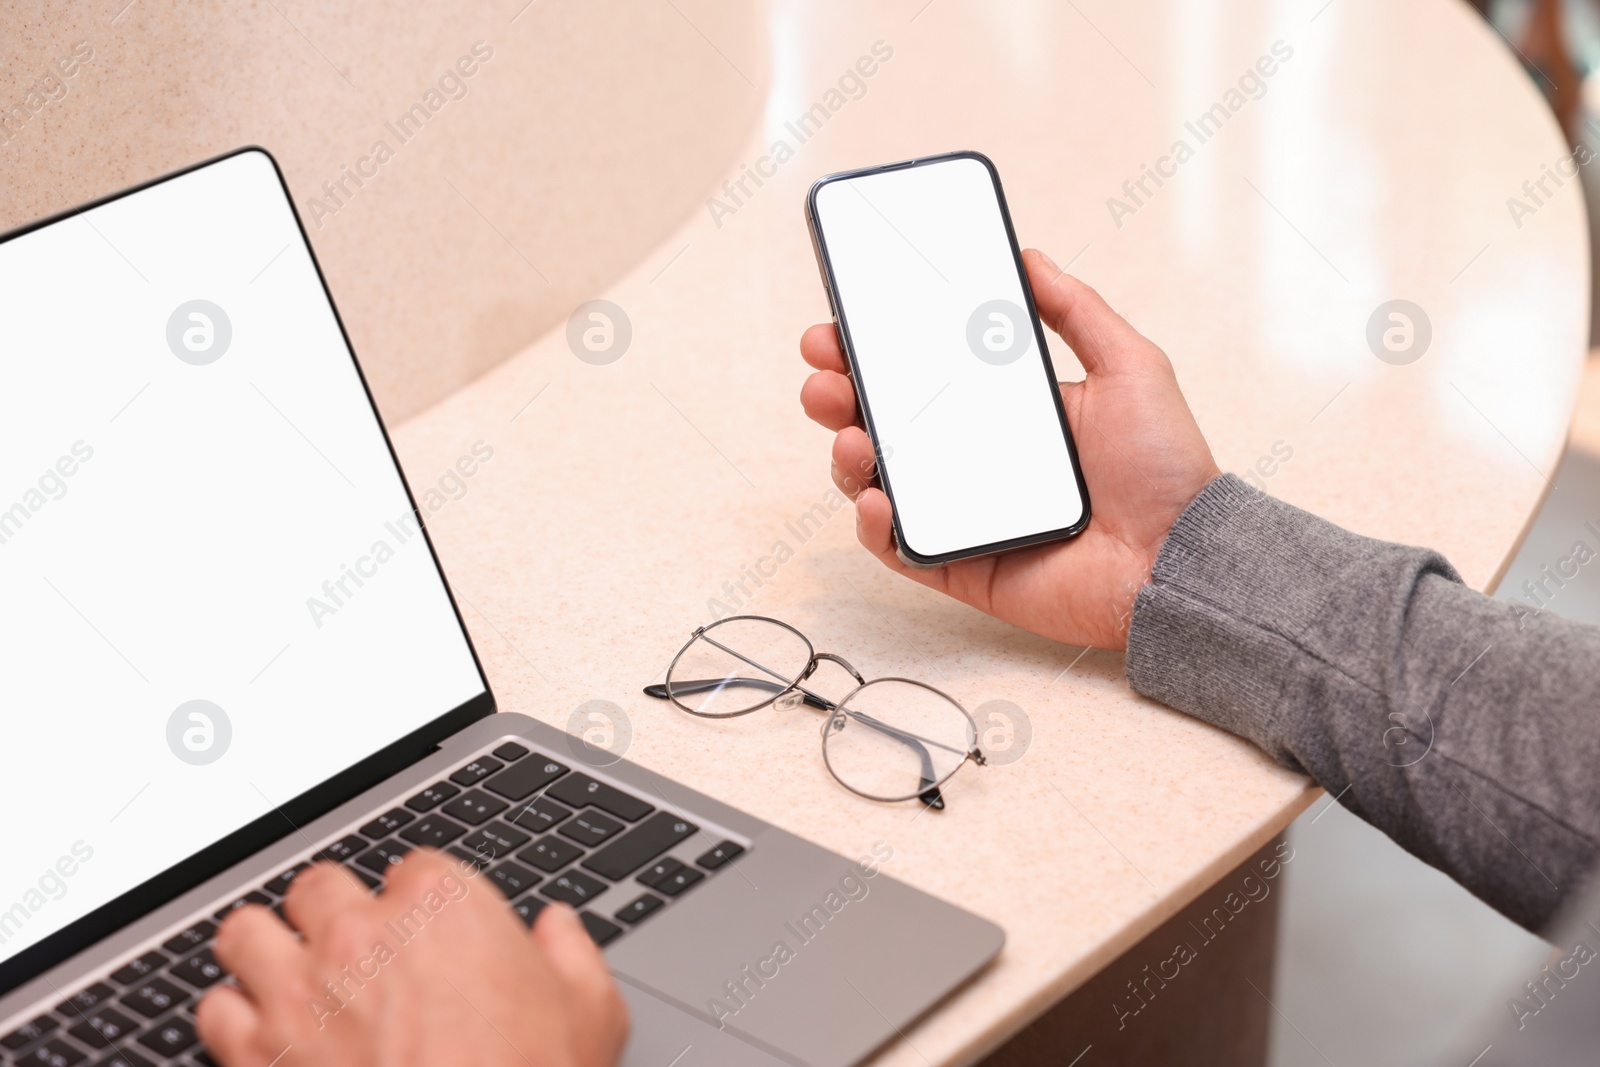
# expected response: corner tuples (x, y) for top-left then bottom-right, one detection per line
(386, 2), (1588, 1064)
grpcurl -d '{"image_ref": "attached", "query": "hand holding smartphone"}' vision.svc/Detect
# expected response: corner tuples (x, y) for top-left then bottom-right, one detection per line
(805, 151), (1090, 567)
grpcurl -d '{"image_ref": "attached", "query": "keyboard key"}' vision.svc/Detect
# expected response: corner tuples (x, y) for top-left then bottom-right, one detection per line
(656, 866), (705, 898)
(486, 862), (542, 898)
(170, 948), (228, 990)
(493, 741), (530, 761)
(213, 890), (273, 922)
(558, 810), (624, 848)
(583, 811), (698, 881)
(355, 840), (413, 873)
(318, 835), (367, 863)
(614, 893), (665, 925)
(399, 814), (470, 848)
(404, 781), (460, 812)
(56, 982), (117, 1016)
(67, 1006), (139, 1048)
(579, 913), (624, 947)
(506, 796), (573, 835)
(161, 921), (216, 956)
(2, 1016), (58, 1050)
(483, 755), (568, 802)
(359, 808), (415, 838)
(518, 836), (585, 873)
(344, 863), (380, 889)
(440, 790), (509, 826)
(137, 1015), (198, 1057)
(262, 862), (311, 896)
(109, 952), (168, 987)
(94, 1048), (156, 1067)
(637, 858), (685, 889)
(540, 870), (608, 907)
(449, 757), (503, 786)
(447, 845), (493, 871)
(191, 1049), (220, 1067)
(16, 1038), (85, 1065)
(120, 976), (189, 1019)
(345, 864), (382, 890)
(511, 896), (547, 926)
(546, 774), (654, 822)
(697, 841), (745, 870)
(458, 822), (531, 862)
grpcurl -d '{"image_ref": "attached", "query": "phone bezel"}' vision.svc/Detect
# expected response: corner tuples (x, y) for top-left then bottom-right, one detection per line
(805, 149), (1092, 567)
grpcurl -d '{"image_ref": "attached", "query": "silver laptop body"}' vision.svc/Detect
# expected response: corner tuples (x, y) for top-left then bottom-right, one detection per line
(0, 148), (1002, 1067)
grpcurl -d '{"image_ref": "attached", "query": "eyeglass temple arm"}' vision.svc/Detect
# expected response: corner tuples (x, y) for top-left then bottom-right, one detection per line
(643, 678), (832, 711)
(644, 678), (950, 810)
(840, 706), (946, 809)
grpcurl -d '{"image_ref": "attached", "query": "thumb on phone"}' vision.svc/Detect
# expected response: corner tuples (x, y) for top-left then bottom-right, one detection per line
(1023, 249), (1162, 380)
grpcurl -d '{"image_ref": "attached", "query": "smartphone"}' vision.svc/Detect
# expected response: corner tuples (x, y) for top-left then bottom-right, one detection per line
(805, 150), (1090, 567)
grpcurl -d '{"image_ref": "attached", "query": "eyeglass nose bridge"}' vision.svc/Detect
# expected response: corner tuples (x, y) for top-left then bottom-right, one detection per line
(804, 651), (866, 688)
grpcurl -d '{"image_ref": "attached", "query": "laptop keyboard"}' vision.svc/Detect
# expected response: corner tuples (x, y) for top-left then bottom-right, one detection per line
(1, 739), (745, 1067)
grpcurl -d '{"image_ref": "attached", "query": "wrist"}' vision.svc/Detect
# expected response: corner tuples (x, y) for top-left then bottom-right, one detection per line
(1111, 470), (1224, 649)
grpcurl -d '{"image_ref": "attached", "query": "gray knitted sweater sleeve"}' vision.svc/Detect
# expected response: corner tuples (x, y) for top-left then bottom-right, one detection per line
(1125, 474), (1600, 931)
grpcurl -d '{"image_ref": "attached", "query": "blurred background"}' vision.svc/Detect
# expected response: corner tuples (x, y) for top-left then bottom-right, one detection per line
(1273, 4), (1600, 1064)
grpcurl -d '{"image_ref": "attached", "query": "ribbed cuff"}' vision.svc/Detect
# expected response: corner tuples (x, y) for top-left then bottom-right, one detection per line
(1125, 474), (1460, 768)
(1125, 475), (1303, 764)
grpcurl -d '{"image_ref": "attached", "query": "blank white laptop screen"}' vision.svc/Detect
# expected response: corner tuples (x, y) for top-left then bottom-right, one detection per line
(0, 150), (485, 968)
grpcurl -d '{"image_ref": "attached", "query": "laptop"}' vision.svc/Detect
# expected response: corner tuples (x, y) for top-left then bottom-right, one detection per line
(0, 148), (1003, 1067)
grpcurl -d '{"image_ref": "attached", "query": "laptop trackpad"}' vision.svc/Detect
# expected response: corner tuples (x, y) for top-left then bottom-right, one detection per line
(619, 978), (796, 1067)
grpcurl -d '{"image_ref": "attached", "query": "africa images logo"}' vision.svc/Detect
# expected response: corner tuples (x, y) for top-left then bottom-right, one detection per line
(1105, 40), (1294, 229)
(166, 300), (233, 365)
(705, 841), (894, 1029)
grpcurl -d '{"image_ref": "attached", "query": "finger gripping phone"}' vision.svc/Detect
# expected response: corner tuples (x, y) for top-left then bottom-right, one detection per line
(805, 150), (1090, 567)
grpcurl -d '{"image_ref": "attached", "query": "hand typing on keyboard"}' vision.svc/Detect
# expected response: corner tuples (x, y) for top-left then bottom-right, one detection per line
(194, 849), (628, 1067)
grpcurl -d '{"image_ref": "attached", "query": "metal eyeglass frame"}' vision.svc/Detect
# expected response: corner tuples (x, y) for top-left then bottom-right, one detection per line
(643, 615), (985, 810)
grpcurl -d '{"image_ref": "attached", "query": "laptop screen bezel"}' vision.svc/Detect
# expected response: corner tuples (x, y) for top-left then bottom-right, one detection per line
(0, 146), (497, 997)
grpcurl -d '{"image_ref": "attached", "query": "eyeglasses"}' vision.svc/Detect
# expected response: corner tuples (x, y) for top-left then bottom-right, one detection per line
(643, 615), (985, 810)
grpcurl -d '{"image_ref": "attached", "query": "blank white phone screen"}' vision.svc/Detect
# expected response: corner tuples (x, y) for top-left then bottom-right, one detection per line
(812, 156), (1084, 560)
(0, 150), (484, 970)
